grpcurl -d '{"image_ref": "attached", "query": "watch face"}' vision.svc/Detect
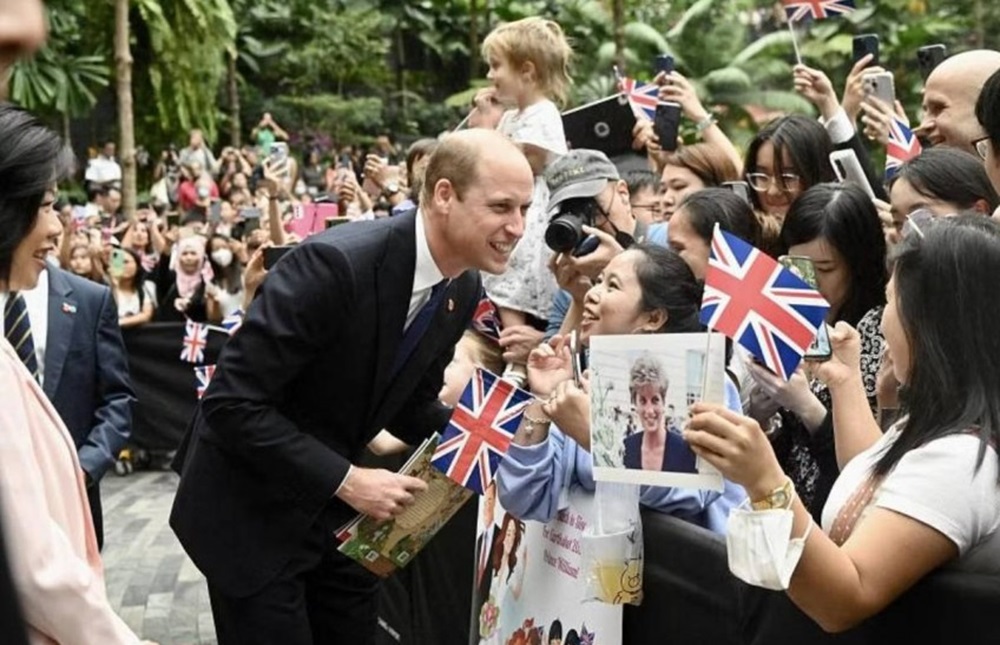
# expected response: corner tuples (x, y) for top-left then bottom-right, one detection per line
(772, 490), (790, 507)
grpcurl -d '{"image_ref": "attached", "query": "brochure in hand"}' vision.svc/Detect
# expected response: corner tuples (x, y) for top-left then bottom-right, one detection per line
(335, 433), (474, 577)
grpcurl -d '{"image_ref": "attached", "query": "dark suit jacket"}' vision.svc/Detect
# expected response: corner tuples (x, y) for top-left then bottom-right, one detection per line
(170, 211), (481, 597)
(44, 267), (135, 481)
(623, 430), (697, 473)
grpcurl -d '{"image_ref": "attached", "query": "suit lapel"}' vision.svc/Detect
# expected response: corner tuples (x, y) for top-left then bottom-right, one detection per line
(369, 213), (418, 420)
(44, 269), (76, 399)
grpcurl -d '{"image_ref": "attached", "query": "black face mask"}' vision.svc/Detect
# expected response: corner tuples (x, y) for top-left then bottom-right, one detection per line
(594, 195), (635, 248)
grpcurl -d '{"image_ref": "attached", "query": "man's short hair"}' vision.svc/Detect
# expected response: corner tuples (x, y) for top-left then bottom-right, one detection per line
(420, 134), (481, 205)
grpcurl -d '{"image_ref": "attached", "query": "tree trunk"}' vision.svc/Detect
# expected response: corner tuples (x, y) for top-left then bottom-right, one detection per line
(114, 0), (136, 221)
(469, 0), (479, 81)
(613, 0), (625, 72)
(227, 49), (241, 148)
(62, 112), (71, 150)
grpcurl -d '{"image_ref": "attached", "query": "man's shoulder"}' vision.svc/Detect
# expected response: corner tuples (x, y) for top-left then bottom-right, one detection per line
(49, 267), (110, 302)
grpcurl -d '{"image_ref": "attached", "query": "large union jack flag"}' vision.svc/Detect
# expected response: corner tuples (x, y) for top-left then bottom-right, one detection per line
(700, 226), (829, 380)
(617, 77), (659, 121)
(471, 296), (502, 341)
(885, 115), (922, 181)
(194, 364), (217, 399)
(783, 0), (855, 22)
(431, 368), (533, 494)
(180, 320), (208, 364)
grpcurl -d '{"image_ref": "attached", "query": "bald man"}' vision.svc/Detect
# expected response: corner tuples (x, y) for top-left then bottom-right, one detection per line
(918, 49), (1000, 154)
(171, 128), (534, 645)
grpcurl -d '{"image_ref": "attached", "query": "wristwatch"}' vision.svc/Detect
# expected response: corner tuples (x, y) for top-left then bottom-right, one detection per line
(751, 478), (794, 511)
(382, 182), (401, 198)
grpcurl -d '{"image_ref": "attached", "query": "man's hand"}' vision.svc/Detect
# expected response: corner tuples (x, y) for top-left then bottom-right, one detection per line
(336, 467), (428, 521)
(498, 325), (545, 365)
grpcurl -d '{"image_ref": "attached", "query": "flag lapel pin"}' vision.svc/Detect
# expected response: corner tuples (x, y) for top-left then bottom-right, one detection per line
(447, 298), (455, 312)
(61, 302), (77, 314)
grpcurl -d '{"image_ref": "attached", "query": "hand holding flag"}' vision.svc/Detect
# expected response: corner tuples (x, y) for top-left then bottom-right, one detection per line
(699, 226), (829, 380)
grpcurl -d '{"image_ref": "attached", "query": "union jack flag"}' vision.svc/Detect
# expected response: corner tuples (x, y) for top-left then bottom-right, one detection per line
(180, 320), (208, 364)
(194, 364), (216, 399)
(617, 77), (659, 121)
(471, 297), (502, 341)
(700, 226), (829, 380)
(782, 0), (855, 22)
(431, 368), (533, 494)
(222, 309), (244, 336)
(885, 115), (922, 180)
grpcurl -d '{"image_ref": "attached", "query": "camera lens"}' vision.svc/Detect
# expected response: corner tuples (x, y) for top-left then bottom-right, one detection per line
(545, 214), (584, 253)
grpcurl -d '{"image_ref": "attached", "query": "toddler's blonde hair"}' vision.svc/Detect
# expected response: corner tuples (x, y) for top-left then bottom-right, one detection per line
(482, 17), (573, 106)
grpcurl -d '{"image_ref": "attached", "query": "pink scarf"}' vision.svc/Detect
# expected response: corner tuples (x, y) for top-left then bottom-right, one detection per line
(171, 235), (213, 299)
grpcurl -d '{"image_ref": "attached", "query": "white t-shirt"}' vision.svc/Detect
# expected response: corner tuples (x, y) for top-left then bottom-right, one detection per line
(116, 281), (158, 318)
(481, 99), (567, 320)
(822, 424), (1000, 574)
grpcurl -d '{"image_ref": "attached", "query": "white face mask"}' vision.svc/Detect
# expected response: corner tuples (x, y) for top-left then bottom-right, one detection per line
(726, 503), (813, 591)
(211, 248), (234, 268)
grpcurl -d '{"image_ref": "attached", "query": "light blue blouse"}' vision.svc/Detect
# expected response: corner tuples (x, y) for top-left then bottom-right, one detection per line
(497, 378), (747, 535)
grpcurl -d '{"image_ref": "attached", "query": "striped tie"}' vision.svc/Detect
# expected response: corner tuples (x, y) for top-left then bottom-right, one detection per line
(4, 293), (39, 381)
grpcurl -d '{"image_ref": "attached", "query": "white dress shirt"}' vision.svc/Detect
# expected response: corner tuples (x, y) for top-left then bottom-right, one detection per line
(0, 268), (50, 386)
(405, 209), (448, 330)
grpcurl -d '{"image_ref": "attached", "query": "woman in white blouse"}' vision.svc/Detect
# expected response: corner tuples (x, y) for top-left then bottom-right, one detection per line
(685, 215), (1000, 632)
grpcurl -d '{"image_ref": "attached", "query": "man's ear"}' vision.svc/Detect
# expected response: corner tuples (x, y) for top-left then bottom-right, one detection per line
(434, 178), (455, 211)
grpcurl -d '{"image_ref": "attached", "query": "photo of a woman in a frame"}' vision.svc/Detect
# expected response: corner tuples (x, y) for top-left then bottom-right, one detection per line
(623, 354), (698, 473)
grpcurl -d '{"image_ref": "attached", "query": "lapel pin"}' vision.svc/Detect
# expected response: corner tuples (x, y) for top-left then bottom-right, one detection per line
(447, 298), (455, 312)
(61, 302), (77, 314)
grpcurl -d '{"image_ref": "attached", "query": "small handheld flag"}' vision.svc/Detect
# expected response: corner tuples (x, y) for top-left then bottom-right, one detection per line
(782, 0), (856, 22)
(194, 364), (217, 399)
(431, 368), (533, 494)
(471, 297), (502, 341)
(885, 115), (922, 181)
(699, 226), (829, 380)
(221, 309), (244, 336)
(181, 320), (208, 364)
(617, 76), (660, 121)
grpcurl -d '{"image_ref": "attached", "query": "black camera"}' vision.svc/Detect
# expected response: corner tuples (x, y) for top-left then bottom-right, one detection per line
(545, 197), (603, 254)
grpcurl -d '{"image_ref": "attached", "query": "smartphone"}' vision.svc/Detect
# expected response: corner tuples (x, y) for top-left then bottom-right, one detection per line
(166, 212), (181, 228)
(109, 248), (126, 279)
(208, 200), (222, 224)
(654, 54), (674, 76)
(325, 217), (351, 229)
(829, 149), (876, 200)
(852, 34), (880, 67)
(861, 70), (895, 107)
(917, 44), (948, 81)
(654, 101), (682, 152)
(263, 245), (293, 270)
(268, 142), (290, 181)
(721, 180), (752, 206)
(778, 255), (832, 361)
(238, 207), (262, 220)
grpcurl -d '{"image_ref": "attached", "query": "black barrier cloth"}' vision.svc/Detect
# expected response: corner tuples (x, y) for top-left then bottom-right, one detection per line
(122, 323), (228, 451)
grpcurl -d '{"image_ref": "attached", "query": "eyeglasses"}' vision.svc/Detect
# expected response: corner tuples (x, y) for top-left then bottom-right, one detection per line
(746, 172), (802, 193)
(973, 136), (992, 161)
(900, 208), (953, 239)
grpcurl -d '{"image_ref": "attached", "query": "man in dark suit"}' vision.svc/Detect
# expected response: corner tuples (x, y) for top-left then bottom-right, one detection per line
(170, 128), (535, 645)
(18, 263), (136, 549)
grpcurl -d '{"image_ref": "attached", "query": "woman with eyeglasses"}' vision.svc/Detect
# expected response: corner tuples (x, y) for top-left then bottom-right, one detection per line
(887, 148), (998, 244)
(744, 115), (836, 221)
(745, 183), (888, 522)
(686, 216), (1000, 632)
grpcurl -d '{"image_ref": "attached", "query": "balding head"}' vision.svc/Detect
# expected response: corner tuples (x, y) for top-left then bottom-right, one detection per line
(420, 128), (530, 207)
(421, 128), (534, 277)
(920, 49), (1000, 153)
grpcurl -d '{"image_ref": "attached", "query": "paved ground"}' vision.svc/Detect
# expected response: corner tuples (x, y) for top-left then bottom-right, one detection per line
(102, 469), (217, 645)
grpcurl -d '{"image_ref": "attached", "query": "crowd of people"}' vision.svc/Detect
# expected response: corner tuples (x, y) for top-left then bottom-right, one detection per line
(3, 0), (1000, 642)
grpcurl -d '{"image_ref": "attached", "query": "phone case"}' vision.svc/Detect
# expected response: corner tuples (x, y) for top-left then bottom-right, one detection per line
(862, 72), (894, 107)
(655, 101), (682, 152)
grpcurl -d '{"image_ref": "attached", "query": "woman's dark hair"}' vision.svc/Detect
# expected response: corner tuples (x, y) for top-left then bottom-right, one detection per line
(548, 619), (563, 641)
(744, 115), (835, 212)
(0, 104), (74, 285)
(630, 243), (703, 333)
(879, 216), (1000, 481)
(676, 188), (765, 250)
(207, 234), (242, 295)
(490, 512), (525, 583)
(118, 248), (148, 309)
(975, 68), (1000, 152)
(780, 183), (887, 325)
(889, 147), (999, 213)
(660, 142), (739, 188)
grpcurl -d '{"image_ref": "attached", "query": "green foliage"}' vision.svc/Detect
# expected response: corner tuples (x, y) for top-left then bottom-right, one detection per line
(273, 94), (385, 145)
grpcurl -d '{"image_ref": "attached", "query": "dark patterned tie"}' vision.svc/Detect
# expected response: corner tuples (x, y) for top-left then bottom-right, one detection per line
(4, 293), (39, 381)
(391, 280), (448, 377)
